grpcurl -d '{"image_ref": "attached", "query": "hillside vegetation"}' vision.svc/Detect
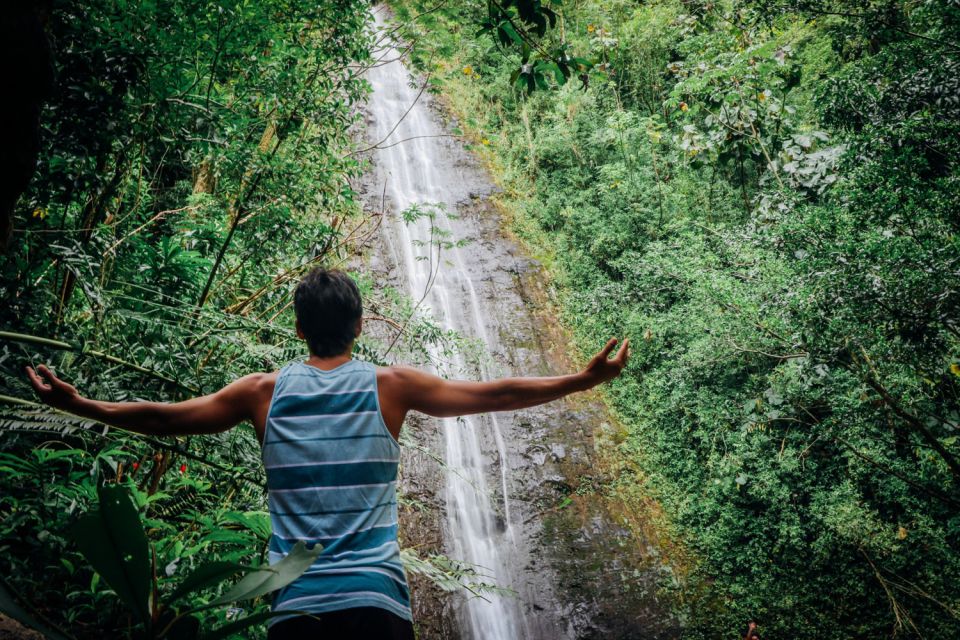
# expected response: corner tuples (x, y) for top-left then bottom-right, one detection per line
(392, 0), (960, 636)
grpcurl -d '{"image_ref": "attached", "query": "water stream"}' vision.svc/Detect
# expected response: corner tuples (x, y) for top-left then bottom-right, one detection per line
(363, 15), (530, 639)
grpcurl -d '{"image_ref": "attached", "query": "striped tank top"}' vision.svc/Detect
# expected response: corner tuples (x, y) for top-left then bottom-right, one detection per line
(262, 359), (411, 623)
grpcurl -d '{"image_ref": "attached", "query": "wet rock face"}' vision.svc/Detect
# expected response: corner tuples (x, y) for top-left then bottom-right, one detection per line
(472, 208), (680, 640)
(357, 13), (678, 639)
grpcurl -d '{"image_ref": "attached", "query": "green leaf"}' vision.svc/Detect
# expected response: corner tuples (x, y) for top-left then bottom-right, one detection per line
(475, 18), (495, 37)
(168, 561), (248, 604)
(68, 484), (152, 628)
(532, 14), (547, 37)
(201, 541), (322, 609)
(220, 511), (272, 540)
(499, 21), (522, 45)
(571, 56), (593, 70)
(548, 62), (566, 85)
(534, 71), (549, 91)
(542, 7), (557, 28)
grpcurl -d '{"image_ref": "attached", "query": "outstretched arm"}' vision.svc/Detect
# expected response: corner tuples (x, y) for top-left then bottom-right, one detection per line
(382, 337), (629, 420)
(25, 364), (266, 437)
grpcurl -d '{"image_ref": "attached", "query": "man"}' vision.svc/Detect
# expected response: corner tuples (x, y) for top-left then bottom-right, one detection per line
(26, 267), (630, 639)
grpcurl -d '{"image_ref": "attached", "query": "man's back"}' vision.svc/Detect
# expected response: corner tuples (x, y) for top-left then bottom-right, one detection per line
(262, 360), (411, 625)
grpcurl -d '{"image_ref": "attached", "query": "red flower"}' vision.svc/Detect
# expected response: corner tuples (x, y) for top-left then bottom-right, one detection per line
(179, 463), (187, 474)
(132, 462), (139, 471)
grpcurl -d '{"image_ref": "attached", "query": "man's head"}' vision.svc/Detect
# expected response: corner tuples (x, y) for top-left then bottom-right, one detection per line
(294, 268), (362, 357)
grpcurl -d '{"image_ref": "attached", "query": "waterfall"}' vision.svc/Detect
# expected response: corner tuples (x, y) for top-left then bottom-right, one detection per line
(362, 12), (531, 640)
(357, 11), (677, 640)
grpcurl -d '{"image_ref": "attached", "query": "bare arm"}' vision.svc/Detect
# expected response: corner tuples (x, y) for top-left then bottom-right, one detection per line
(25, 364), (267, 437)
(381, 337), (629, 421)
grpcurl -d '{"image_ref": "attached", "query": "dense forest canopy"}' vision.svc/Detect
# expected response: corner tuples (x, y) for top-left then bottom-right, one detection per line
(1, 0), (959, 638)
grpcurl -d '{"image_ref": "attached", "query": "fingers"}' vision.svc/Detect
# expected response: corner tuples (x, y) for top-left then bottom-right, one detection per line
(36, 364), (66, 389)
(614, 338), (630, 365)
(26, 364), (66, 393)
(25, 366), (50, 392)
(599, 337), (618, 358)
(600, 337), (630, 363)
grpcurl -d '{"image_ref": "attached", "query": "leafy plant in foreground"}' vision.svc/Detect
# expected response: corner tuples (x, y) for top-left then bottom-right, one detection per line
(1, 483), (321, 639)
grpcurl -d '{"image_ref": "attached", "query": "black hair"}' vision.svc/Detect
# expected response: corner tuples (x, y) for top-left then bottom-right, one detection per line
(293, 268), (362, 357)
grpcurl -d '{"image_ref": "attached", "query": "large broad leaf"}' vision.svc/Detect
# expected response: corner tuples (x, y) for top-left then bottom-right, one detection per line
(201, 541), (322, 609)
(68, 483), (152, 628)
(168, 561), (248, 605)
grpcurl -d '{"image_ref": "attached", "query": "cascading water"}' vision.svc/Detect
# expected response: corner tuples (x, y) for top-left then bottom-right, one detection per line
(362, 13), (530, 640)
(358, 9), (674, 640)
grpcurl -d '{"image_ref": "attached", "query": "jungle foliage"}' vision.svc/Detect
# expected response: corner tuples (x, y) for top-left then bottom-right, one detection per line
(0, 1), (475, 637)
(393, 0), (960, 637)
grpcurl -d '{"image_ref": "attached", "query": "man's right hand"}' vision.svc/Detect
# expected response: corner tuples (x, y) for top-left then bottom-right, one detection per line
(26, 364), (83, 411)
(582, 337), (630, 386)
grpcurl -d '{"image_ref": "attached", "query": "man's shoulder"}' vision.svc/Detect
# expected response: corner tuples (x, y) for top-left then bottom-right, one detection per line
(376, 365), (436, 397)
(373, 366), (434, 429)
(228, 371), (279, 400)
(376, 365), (427, 384)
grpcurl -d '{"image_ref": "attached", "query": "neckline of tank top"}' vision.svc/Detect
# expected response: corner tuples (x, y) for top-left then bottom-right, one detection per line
(296, 359), (363, 375)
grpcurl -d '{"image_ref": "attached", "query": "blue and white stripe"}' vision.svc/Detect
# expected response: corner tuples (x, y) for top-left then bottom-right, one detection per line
(262, 360), (411, 623)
